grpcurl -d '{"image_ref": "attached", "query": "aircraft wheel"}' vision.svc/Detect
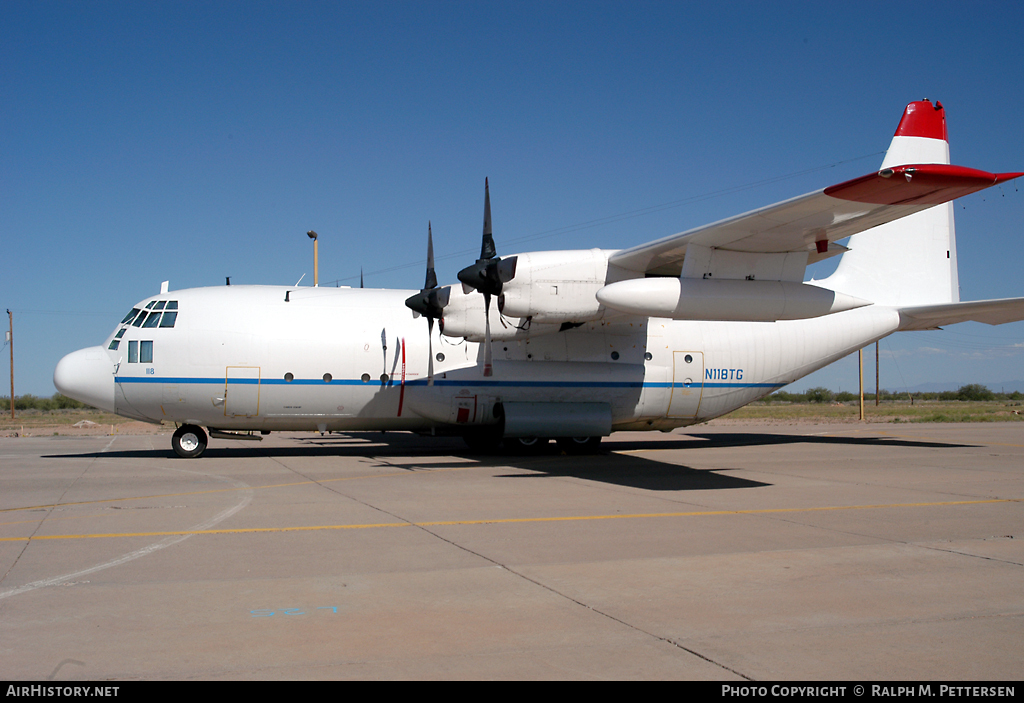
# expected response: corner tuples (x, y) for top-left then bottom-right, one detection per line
(504, 436), (549, 455)
(172, 425), (208, 458)
(556, 436), (602, 454)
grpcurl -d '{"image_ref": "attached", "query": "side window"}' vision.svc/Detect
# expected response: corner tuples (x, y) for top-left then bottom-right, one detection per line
(108, 340), (120, 350)
(140, 341), (153, 364)
(128, 341), (138, 363)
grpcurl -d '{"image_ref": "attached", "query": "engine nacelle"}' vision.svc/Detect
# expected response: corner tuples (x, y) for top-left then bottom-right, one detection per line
(439, 285), (562, 341)
(498, 249), (629, 324)
(595, 277), (871, 321)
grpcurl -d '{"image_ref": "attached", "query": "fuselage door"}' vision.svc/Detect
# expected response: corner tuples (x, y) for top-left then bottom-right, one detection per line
(225, 366), (260, 417)
(667, 351), (704, 418)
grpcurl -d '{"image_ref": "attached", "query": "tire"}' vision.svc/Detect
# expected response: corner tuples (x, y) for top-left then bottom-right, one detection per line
(555, 436), (602, 454)
(504, 436), (549, 455)
(172, 425), (208, 458)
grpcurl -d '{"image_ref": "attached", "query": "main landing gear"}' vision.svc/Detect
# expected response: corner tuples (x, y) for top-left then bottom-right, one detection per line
(463, 431), (602, 455)
(172, 424), (208, 458)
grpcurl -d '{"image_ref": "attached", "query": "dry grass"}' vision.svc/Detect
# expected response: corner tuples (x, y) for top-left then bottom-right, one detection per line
(724, 400), (1024, 423)
(0, 408), (162, 437)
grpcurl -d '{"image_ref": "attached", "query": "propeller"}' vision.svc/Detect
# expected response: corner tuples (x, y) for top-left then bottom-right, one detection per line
(404, 222), (450, 385)
(457, 179), (517, 377)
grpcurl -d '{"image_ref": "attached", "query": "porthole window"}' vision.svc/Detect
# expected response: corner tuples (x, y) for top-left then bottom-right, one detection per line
(610, 351), (620, 360)
(361, 373), (371, 383)
(644, 352), (653, 361)
(323, 373), (332, 383)
(284, 373), (294, 382)
(684, 354), (693, 363)
(435, 353), (445, 362)
(380, 373), (389, 383)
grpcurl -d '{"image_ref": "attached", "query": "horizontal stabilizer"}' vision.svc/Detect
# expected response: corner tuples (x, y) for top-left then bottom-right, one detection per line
(898, 298), (1024, 331)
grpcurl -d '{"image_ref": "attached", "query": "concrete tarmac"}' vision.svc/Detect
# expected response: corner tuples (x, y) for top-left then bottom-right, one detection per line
(0, 423), (1021, 680)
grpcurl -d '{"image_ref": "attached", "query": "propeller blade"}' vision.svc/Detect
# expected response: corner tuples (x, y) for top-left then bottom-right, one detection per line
(402, 223), (450, 386)
(425, 222), (437, 290)
(481, 177), (496, 260)
(497, 256), (517, 283)
(427, 317), (435, 386)
(483, 292), (493, 377)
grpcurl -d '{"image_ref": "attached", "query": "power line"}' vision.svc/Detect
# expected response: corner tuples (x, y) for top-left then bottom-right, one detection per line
(327, 151), (886, 286)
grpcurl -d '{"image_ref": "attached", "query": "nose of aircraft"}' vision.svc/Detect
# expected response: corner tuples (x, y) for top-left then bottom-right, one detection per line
(54, 346), (117, 413)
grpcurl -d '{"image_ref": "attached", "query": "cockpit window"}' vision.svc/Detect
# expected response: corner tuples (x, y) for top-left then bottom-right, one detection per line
(115, 329), (126, 339)
(122, 301), (178, 330)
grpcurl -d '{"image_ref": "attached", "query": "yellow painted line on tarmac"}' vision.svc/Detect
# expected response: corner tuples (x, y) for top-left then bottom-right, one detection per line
(1, 498), (1017, 543)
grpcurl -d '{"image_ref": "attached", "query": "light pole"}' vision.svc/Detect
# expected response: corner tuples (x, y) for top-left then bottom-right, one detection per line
(307, 231), (319, 287)
(7, 309), (13, 420)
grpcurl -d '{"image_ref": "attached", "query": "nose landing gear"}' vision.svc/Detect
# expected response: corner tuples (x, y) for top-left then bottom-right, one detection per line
(172, 424), (208, 458)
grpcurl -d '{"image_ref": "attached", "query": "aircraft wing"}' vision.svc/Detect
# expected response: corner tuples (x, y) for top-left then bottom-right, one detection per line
(609, 165), (1022, 276)
(897, 298), (1024, 331)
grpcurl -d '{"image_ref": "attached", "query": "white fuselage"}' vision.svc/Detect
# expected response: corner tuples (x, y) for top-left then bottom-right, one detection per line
(55, 283), (900, 435)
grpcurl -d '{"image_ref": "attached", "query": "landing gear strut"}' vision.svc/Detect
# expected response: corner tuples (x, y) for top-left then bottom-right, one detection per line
(172, 424), (208, 458)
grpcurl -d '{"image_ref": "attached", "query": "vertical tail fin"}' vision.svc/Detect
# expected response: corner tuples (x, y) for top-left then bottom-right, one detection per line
(818, 100), (959, 307)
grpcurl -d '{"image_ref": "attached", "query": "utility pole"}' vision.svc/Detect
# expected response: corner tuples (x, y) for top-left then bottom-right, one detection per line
(858, 347), (865, 421)
(6, 309), (13, 420)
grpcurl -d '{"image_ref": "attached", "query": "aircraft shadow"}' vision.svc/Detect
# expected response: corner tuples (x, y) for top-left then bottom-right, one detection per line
(43, 427), (975, 493)
(610, 432), (978, 451)
(43, 442), (761, 492)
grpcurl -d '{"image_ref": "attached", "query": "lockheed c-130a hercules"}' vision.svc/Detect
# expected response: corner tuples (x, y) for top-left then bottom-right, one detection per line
(54, 100), (1024, 458)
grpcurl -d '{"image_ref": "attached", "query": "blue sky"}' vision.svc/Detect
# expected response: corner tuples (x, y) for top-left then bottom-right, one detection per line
(3, 1), (1023, 396)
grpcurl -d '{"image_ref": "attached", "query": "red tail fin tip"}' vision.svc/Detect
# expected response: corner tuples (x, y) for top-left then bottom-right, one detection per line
(894, 99), (947, 141)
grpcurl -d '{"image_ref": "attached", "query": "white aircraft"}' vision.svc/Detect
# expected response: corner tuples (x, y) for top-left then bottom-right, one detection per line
(54, 100), (1023, 458)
